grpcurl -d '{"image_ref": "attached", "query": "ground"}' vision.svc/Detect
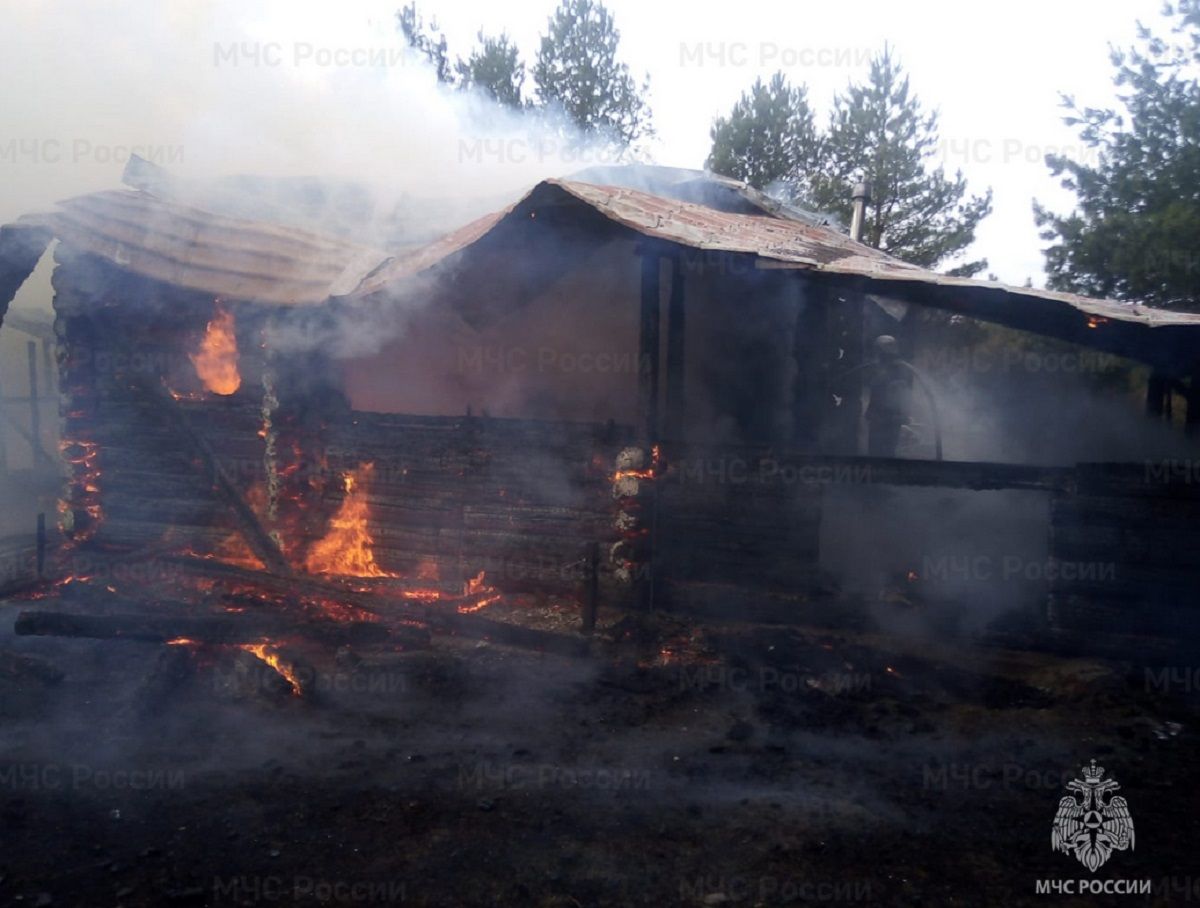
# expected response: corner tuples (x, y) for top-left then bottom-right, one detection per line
(0, 603), (1197, 907)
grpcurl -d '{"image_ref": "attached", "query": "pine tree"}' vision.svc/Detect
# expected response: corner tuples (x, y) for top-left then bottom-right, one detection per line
(810, 46), (992, 274)
(706, 72), (818, 196)
(1034, 1), (1200, 310)
(532, 0), (652, 148)
(397, 3), (451, 84)
(456, 32), (525, 108)
(398, 0), (650, 146)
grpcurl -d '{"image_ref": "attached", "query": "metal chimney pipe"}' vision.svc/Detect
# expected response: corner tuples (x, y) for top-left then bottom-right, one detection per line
(849, 181), (871, 243)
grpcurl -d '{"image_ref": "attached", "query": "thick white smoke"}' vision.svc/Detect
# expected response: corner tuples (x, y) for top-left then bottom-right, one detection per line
(0, 0), (612, 232)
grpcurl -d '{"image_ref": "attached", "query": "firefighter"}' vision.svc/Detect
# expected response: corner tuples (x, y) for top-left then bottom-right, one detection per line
(865, 334), (911, 457)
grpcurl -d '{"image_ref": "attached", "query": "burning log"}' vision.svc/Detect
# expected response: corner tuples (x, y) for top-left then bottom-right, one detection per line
(611, 445), (659, 609)
(220, 646), (304, 700)
(142, 377), (293, 576)
(161, 555), (460, 604)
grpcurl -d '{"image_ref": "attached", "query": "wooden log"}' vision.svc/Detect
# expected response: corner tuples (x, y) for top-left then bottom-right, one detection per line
(160, 554), (461, 602)
(155, 556), (589, 654)
(138, 377), (294, 577)
(14, 610), (397, 647)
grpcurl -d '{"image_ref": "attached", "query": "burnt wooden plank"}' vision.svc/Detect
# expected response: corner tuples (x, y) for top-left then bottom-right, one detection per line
(15, 610), (393, 646)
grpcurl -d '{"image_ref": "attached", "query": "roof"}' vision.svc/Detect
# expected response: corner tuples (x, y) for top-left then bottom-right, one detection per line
(345, 178), (1200, 372)
(567, 163), (838, 226)
(18, 190), (387, 306)
(6, 171), (1200, 371)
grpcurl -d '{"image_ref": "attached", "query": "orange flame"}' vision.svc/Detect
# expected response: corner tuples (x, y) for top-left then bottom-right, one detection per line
(304, 463), (391, 577)
(239, 643), (301, 695)
(458, 569), (500, 612)
(58, 438), (103, 539)
(190, 303), (241, 395)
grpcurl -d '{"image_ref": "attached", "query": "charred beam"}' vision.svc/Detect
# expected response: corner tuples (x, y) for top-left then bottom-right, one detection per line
(144, 378), (294, 577)
(664, 255), (686, 442)
(14, 610), (394, 647)
(638, 252), (661, 445)
(161, 555), (460, 605)
(157, 555), (590, 655)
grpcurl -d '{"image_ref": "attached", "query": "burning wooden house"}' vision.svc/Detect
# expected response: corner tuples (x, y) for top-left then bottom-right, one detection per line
(2, 160), (1199, 666)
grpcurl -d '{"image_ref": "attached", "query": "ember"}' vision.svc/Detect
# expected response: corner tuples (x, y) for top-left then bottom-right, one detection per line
(58, 438), (102, 541)
(190, 301), (241, 395)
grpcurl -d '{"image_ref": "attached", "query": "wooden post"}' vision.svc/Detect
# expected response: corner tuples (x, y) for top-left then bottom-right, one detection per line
(581, 541), (599, 635)
(664, 255), (686, 442)
(636, 252), (665, 610)
(638, 252), (661, 445)
(1146, 373), (1168, 419)
(27, 341), (43, 465)
(41, 338), (54, 394)
(36, 513), (45, 579)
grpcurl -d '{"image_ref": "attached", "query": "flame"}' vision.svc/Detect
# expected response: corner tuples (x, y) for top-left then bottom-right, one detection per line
(239, 643), (301, 696)
(457, 594), (500, 613)
(166, 637), (201, 646)
(304, 463), (391, 578)
(465, 570), (486, 595)
(403, 588), (443, 601)
(614, 467), (656, 481)
(458, 569), (500, 613)
(613, 445), (663, 483)
(190, 302), (241, 395)
(58, 438), (102, 539)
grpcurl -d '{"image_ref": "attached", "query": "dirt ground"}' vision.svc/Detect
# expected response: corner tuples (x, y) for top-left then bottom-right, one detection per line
(1, 600), (1197, 907)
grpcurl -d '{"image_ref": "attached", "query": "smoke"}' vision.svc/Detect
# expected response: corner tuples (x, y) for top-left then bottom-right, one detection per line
(0, 0), (618, 240)
(907, 325), (1199, 466)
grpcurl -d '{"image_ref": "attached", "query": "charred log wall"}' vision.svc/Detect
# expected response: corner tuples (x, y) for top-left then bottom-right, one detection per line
(655, 445), (825, 615)
(1048, 464), (1200, 645)
(328, 412), (628, 591)
(52, 249), (634, 596)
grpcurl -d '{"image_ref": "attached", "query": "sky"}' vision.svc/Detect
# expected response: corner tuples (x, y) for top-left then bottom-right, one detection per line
(0, 0), (1173, 286)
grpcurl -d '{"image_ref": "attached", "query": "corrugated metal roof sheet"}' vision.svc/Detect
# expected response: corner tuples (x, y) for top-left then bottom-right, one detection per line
(348, 179), (1200, 333)
(11, 177), (1200, 366)
(26, 190), (387, 306)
